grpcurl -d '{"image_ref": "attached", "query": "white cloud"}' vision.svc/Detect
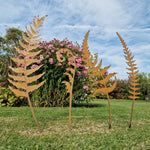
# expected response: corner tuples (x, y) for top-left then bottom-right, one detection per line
(0, 0), (150, 79)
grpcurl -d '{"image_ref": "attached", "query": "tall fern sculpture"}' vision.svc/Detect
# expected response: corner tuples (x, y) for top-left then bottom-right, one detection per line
(116, 32), (140, 128)
(56, 48), (76, 132)
(82, 31), (117, 129)
(8, 16), (47, 133)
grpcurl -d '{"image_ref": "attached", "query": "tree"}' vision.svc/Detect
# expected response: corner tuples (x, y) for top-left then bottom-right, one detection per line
(0, 27), (24, 82)
(139, 72), (150, 100)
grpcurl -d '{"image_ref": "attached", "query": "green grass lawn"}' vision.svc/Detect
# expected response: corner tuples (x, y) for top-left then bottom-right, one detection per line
(0, 100), (150, 150)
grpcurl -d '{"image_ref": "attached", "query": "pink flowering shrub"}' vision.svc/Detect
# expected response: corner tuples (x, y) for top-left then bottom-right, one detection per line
(28, 37), (90, 107)
(83, 86), (89, 91)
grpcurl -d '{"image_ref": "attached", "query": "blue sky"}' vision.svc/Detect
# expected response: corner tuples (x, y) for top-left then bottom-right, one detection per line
(0, 0), (150, 79)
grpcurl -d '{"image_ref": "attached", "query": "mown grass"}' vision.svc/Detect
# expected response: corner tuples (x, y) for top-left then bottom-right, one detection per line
(0, 99), (150, 150)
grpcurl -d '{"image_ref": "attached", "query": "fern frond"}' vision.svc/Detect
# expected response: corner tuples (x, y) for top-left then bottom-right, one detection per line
(82, 31), (117, 129)
(66, 68), (74, 75)
(92, 73), (117, 86)
(89, 65), (110, 78)
(116, 32), (141, 128)
(8, 15), (47, 133)
(15, 47), (28, 56)
(93, 77), (117, 95)
(64, 72), (73, 84)
(8, 73), (25, 82)
(25, 27), (41, 39)
(26, 73), (45, 84)
(19, 41), (39, 51)
(82, 31), (104, 76)
(82, 30), (91, 60)
(87, 59), (102, 73)
(26, 65), (43, 76)
(9, 66), (25, 74)
(116, 32), (140, 100)
(57, 48), (76, 132)
(28, 80), (45, 92)
(9, 86), (27, 97)
(62, 81), (71, 93)
(22, 32), (42, 44)
(10, 57), (25, 64)
(8, 79), (26, 90)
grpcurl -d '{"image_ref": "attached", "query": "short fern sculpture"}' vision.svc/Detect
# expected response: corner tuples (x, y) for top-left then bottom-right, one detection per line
(117, 32), (140, 128)
(8, 16), (47, 133)
(56, 48), (76, 132)
(82, 31), (117, 129)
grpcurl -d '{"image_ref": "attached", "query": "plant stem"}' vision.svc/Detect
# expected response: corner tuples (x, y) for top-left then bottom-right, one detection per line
(27, 94), (42, 133)
(107, 93), (111, 129)
(129, 98), (135, 128)
(69, 92), (72, 132)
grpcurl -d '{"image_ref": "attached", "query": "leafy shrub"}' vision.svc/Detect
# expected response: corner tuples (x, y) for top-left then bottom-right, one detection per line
(17, 38), (90, 107)
(0, 86), (27, 107)
(109, 79), (129, 99)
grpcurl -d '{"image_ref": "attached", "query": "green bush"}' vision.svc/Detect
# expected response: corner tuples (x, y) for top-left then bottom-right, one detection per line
(0, 86), (27, 107)
(21, 38), (90, 107)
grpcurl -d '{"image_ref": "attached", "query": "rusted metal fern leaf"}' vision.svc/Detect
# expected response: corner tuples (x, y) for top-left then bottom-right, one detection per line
(82, 31), (117, 129)
(56, 48), (76, 132)
(117, 32), (141, 128)
(8, 16), (47, 133)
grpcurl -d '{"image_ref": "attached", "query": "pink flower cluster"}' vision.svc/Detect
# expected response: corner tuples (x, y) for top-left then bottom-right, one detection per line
(31, 64), (38, 69)
(104, 70), (108, 76)
(17, 63), (25, 68)
(76, 58), (82, 68)
(49, 58), (53, 64)
(19, 54), (25, 58)
(83, 86), (89, 91)
(0, 82), (7, 86)
(58, 63), (62, 66)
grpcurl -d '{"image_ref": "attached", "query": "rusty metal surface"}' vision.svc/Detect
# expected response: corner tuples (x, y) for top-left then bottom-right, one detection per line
(8, 16), (47, 133)
(117, 32), (141, 128)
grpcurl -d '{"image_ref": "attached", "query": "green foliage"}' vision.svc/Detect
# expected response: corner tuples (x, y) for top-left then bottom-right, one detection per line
(138, 72), (150, 100)
(109, 79), (129, 99)
(72, 77), (94, 104)
(29, 38), (89, 107)
(0, 86), (27, 107)
(0, 27), (25, 82)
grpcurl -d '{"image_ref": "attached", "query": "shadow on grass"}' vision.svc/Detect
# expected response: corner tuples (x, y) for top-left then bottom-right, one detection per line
(72, 103), (106, 108)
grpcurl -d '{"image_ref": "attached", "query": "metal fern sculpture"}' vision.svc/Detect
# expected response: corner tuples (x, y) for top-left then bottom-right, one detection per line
(8, 16), (47, 133)
(82, 31), (117, 129)
(117, 32), (141, 128)
(56, 48), (76, 132)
